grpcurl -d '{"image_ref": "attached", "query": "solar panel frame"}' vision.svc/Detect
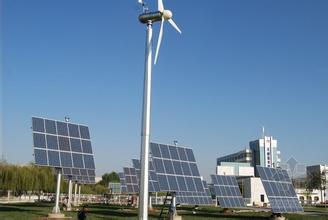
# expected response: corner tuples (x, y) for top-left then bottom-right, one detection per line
(31, 116), (96, 184)
(210, 175), (245, 208)
(256, 166), (303, 213)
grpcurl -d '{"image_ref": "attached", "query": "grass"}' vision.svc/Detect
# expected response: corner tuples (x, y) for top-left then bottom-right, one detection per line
(0, 203), (327, 220)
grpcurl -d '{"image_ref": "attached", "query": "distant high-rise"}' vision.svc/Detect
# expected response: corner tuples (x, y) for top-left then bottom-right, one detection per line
(249, 136), (281, 168)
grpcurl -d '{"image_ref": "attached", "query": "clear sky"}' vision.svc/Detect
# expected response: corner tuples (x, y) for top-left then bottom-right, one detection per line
(1, 0), (327, 180)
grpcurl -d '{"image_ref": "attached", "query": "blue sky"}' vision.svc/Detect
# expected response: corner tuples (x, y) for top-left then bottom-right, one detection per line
(1, 0), (327, 179)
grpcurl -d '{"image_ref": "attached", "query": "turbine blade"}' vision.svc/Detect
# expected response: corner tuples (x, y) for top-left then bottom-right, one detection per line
(158, 0), (164, 12)
(154, 18), (164, 64)
(168, 18), (182, 34)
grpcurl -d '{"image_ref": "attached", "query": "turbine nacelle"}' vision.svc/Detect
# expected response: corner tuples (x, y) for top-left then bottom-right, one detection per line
(139, 0), (181, 64)
(162, 10), (172, 20)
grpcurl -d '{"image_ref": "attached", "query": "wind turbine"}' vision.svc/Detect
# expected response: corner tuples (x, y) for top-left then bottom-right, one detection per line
(137, 0), (181, 219)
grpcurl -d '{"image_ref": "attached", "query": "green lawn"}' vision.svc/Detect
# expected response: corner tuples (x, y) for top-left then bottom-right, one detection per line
(0, 203), (327, 220)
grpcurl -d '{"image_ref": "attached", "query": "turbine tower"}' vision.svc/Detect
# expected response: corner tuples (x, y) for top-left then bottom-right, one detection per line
(137, 0), (181, 219)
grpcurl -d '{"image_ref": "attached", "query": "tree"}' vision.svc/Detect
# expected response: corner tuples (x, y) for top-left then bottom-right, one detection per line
(306, 171), (323, 204)
(101, 172), (120, 186)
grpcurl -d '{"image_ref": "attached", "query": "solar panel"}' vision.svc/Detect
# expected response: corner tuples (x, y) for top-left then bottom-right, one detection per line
(119, 172), (127, 193)
(123, 167), (139, 193)
(210, 175), (245, 208)
(31, 117), (96, 184)
(176, 181), (213, 205)
(150, 142), (204, 193)
(132, 159), (160, 192)
(256, 166), (303, 213)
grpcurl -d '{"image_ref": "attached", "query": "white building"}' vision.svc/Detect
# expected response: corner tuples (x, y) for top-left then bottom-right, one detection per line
(306, 164), (328, 203)
(295, 188), (323, 205)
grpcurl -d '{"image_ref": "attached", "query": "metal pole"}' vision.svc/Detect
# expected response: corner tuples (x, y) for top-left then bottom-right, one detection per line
(139, 20), (153, 220)
(78, 185), (81, 205)
(74, 182), (78, 206)
(148, 194), (152, 209)
(52, 171), (62, 214)
(67, 179), (72, 210)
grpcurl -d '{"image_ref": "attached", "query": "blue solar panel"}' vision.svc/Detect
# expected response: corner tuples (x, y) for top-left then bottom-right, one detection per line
(33, 133), (46, 148)
(83, 155), (95, 169)
(70, 138), (82, 152)
(119, 172), (128, 193)
(210, 175), (245, 208)
(46, 135), (58, 150)
(31, 117), (96, 184)
(72, 153), (84, 168)
(123, 167), (139, 193)
(60, 152), (73, 167)
(48, 151), (60, 167)
(79, 125), (90, 139)
(34, 149), (48, 165)
(32, 117), (45, 133)
(150, 142), (204, 193)
(45, 119), (57, 134)
(68, 124), (79, 138)
(176, 181), (212, 205)
(256, 166), (303, 213)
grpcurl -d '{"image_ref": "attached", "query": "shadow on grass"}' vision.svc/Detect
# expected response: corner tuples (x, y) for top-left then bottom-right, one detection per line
(0, 206), (31, 212)
(0, 203), (53, 217)
(88, 209), (137, 217)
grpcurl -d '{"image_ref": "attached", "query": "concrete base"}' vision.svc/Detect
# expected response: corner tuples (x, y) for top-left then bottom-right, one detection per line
(45, 213), (72, 219)
(172, 215), (182, 220)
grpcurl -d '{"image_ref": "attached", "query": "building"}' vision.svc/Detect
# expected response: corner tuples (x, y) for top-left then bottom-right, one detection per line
(306, 164), (328, 203)
(215, 134), (282, 206)
(249, 136), (281, 168)
(216, 162), (254, 177)
(217, 149), (252, 165)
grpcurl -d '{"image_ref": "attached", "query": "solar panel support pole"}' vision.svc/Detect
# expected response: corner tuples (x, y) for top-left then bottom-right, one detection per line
(52, 170), (62, 214)
(74, 182), (78, 206)
(148, 194), (152, 209)
(170, 192), (177, 218)
(139, 20), (153, 220)
(78, 185), (81, 205)
(67, 179), (73, 211)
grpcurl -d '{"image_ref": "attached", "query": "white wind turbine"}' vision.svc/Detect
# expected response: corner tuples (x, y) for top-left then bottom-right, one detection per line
(137, 0), (181, 219)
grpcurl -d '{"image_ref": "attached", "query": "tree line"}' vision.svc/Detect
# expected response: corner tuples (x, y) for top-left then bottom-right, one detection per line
(0, 162), (120, 196)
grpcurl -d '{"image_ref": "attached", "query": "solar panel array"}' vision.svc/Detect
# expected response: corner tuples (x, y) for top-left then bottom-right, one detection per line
(210, 175), (245, 208)
(150, 142), (204, 193)
(132, 159), (160, 192)
(123, 167), (139, 193)
(257, 166), (303, 213)
(176, 181), (212, 205)
(32, 117), (96, 184)
(118, 172), (127, 193)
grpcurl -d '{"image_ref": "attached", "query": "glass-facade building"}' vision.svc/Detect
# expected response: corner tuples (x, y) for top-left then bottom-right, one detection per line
(249, 136), (280, 168)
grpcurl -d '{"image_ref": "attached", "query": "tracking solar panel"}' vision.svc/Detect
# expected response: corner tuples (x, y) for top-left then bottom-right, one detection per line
(31, 117), (96, 184)
(256, 166), (303, 213)
(150, 142), (204, 193)
(210, 175), (245, 208)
